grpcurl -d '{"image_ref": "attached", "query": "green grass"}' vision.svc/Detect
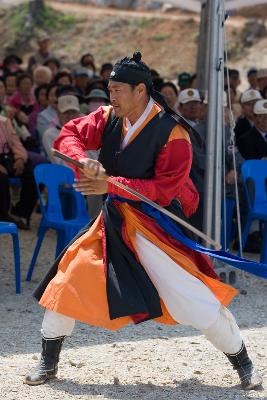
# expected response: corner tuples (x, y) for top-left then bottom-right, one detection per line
(152, 32), (170, 41)
(8, 1), (76, 36)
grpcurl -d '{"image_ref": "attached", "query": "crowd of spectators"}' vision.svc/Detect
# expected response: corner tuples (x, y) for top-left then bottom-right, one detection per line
(0, 33), (267, 254)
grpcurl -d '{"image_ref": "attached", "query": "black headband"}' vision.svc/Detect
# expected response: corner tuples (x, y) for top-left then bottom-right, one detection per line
(110, 52), (153, 90)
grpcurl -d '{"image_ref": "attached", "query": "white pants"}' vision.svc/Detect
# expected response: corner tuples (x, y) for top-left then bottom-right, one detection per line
(41, 233), (242, 354)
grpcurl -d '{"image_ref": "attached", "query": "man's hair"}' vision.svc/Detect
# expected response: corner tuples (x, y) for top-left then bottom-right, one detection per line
(53, 71), (73, 85)
(160, 81), (178, 96)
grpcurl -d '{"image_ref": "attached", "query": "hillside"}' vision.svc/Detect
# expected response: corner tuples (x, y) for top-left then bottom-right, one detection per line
(0, 1), (266, 80)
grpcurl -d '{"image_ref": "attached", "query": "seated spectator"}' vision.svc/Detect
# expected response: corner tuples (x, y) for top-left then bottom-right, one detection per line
(160, 81), (178, 112)
(225, 84), (242, 121)
(73, 68), (91, 97)
(100, 63), (113, 82)
(2, 54), (23, 75)
(86, 89), (109, 112)
(42, 95), (81, 163)
(80, 53), (97, 77)
(33, 65), (52, 87)
(229, 69), (241, 103)
(53, 71), (73, 86)
(37, 83), (60, 137)
(0, 115), (38, 229)
(28, 34), (55, 71)
(247, 68), (258, 90)
(237, 99), (267, 160)
(177, 72), (191, 91)
(3, 72), (17, 101)
(257, 68), (267, 94)
(28, 83), (49, 137)
(44, 57), (61, 79)
(235, 89), (262, 140)
(178, 88), (201, 126)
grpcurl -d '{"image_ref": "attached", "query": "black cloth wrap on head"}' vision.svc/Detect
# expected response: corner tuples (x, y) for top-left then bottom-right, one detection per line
(110, 64), (153, 89)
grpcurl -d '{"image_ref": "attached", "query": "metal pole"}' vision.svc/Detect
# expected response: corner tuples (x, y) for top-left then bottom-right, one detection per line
(213, 1), (225, 242)
(196, 0), (208, 96)
(203, 0), (220, 240)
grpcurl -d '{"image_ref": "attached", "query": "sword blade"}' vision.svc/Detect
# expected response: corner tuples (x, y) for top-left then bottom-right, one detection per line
(52, 149), (221, 249)
(107, 176), (221, 250)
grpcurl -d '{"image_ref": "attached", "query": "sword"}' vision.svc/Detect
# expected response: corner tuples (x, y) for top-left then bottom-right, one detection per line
(52, 149), (221, 250)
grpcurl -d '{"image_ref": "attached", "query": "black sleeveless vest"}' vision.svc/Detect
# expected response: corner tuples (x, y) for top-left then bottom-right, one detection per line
(98, 109), (178, 178)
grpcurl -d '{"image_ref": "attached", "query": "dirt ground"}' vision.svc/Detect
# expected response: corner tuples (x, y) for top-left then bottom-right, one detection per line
(0, 213), (266, 400)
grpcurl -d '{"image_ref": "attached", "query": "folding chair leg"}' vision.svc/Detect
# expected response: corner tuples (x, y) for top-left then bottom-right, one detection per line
(260, 222), (267, 264)
(12, 233), (21, 294)
(240, 217), (252, 253)
(26, 227), (47, 281)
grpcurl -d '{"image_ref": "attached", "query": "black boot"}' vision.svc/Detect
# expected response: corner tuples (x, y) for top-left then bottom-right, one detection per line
(24, 336), (65, 385)
(224, 342), (263, 390)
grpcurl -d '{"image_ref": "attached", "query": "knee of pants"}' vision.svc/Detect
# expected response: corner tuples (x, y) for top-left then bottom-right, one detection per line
(41, 309), (76, 338)
(201, 306), (243, 354)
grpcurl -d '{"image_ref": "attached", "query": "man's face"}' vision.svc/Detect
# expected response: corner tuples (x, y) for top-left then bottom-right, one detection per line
(38, 39), (50, 54)
(38, 87), (48, 108)
(254, 114), (267, 133)
(242, 100), (257, 119)
(248, 73), (258, 89)
(0, 80), (5, 104)
(18, 77), (32, 96)
(180, 101), (200, 121)
(108, 81), (143, 118)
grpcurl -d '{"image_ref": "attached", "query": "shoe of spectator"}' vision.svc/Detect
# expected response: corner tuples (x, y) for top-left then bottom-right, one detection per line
(8, 213), (30, 230)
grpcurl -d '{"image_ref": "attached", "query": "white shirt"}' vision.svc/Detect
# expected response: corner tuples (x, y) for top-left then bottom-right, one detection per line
(121, 97), (155, 149)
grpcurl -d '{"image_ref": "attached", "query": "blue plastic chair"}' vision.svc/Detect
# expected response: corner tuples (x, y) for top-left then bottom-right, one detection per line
(0, 222), (21, 293)
(241, 160), (267, 262)
(221, 197), (236, 250)
(26, 164), (90, 281)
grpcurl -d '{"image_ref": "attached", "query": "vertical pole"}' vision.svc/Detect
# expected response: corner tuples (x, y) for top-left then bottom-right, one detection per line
(196, 0), (208, 96)
(203, 0), (219, 240)
(213, 1), (225, 242)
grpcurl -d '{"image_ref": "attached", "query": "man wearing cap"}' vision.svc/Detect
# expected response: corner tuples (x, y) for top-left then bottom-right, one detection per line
(25, 52), (262, 390)
(178, 88), (202, 127)
(42, 95), (81, 164)
(235, 89), (262, 140)
(237, 99), (267, 160)
(86, 88), (110, 113)
(28, 34), (55, 72)
(177, 72), (192, 91)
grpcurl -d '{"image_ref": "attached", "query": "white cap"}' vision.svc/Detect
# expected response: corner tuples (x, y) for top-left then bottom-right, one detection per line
(58, 95), (80, 113)
(240, 89), (262, 104)
(257, 68), (267, 80)
(253, 99), (267, 115)
(178, 88), (201, 104)
(204, 91), (227, 107)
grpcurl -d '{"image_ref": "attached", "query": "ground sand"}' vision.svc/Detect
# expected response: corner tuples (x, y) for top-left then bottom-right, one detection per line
(0, 214), (266, 400)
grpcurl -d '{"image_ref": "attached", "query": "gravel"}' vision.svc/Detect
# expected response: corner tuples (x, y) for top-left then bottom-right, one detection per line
(0, 213), (266, 399)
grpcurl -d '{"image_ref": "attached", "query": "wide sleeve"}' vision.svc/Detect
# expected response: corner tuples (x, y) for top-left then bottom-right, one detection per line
(108, 125), (199, 217)
(53, 105), (112, 161)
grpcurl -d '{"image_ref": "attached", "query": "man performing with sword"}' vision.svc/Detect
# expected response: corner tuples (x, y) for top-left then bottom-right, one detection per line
(25, 52), (263, 390)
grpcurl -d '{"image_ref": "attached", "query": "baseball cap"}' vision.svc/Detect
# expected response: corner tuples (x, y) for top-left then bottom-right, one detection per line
(86, 89), (109, 101)
(57, 95), (80, 113)
(178, 88), (201, 104)
(253, 99), (267, 115)
(257, 68), (267, 80)
(178, 72), (191, 87)
(240, 89), (262, 104)
(73, 67), (92, 78)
